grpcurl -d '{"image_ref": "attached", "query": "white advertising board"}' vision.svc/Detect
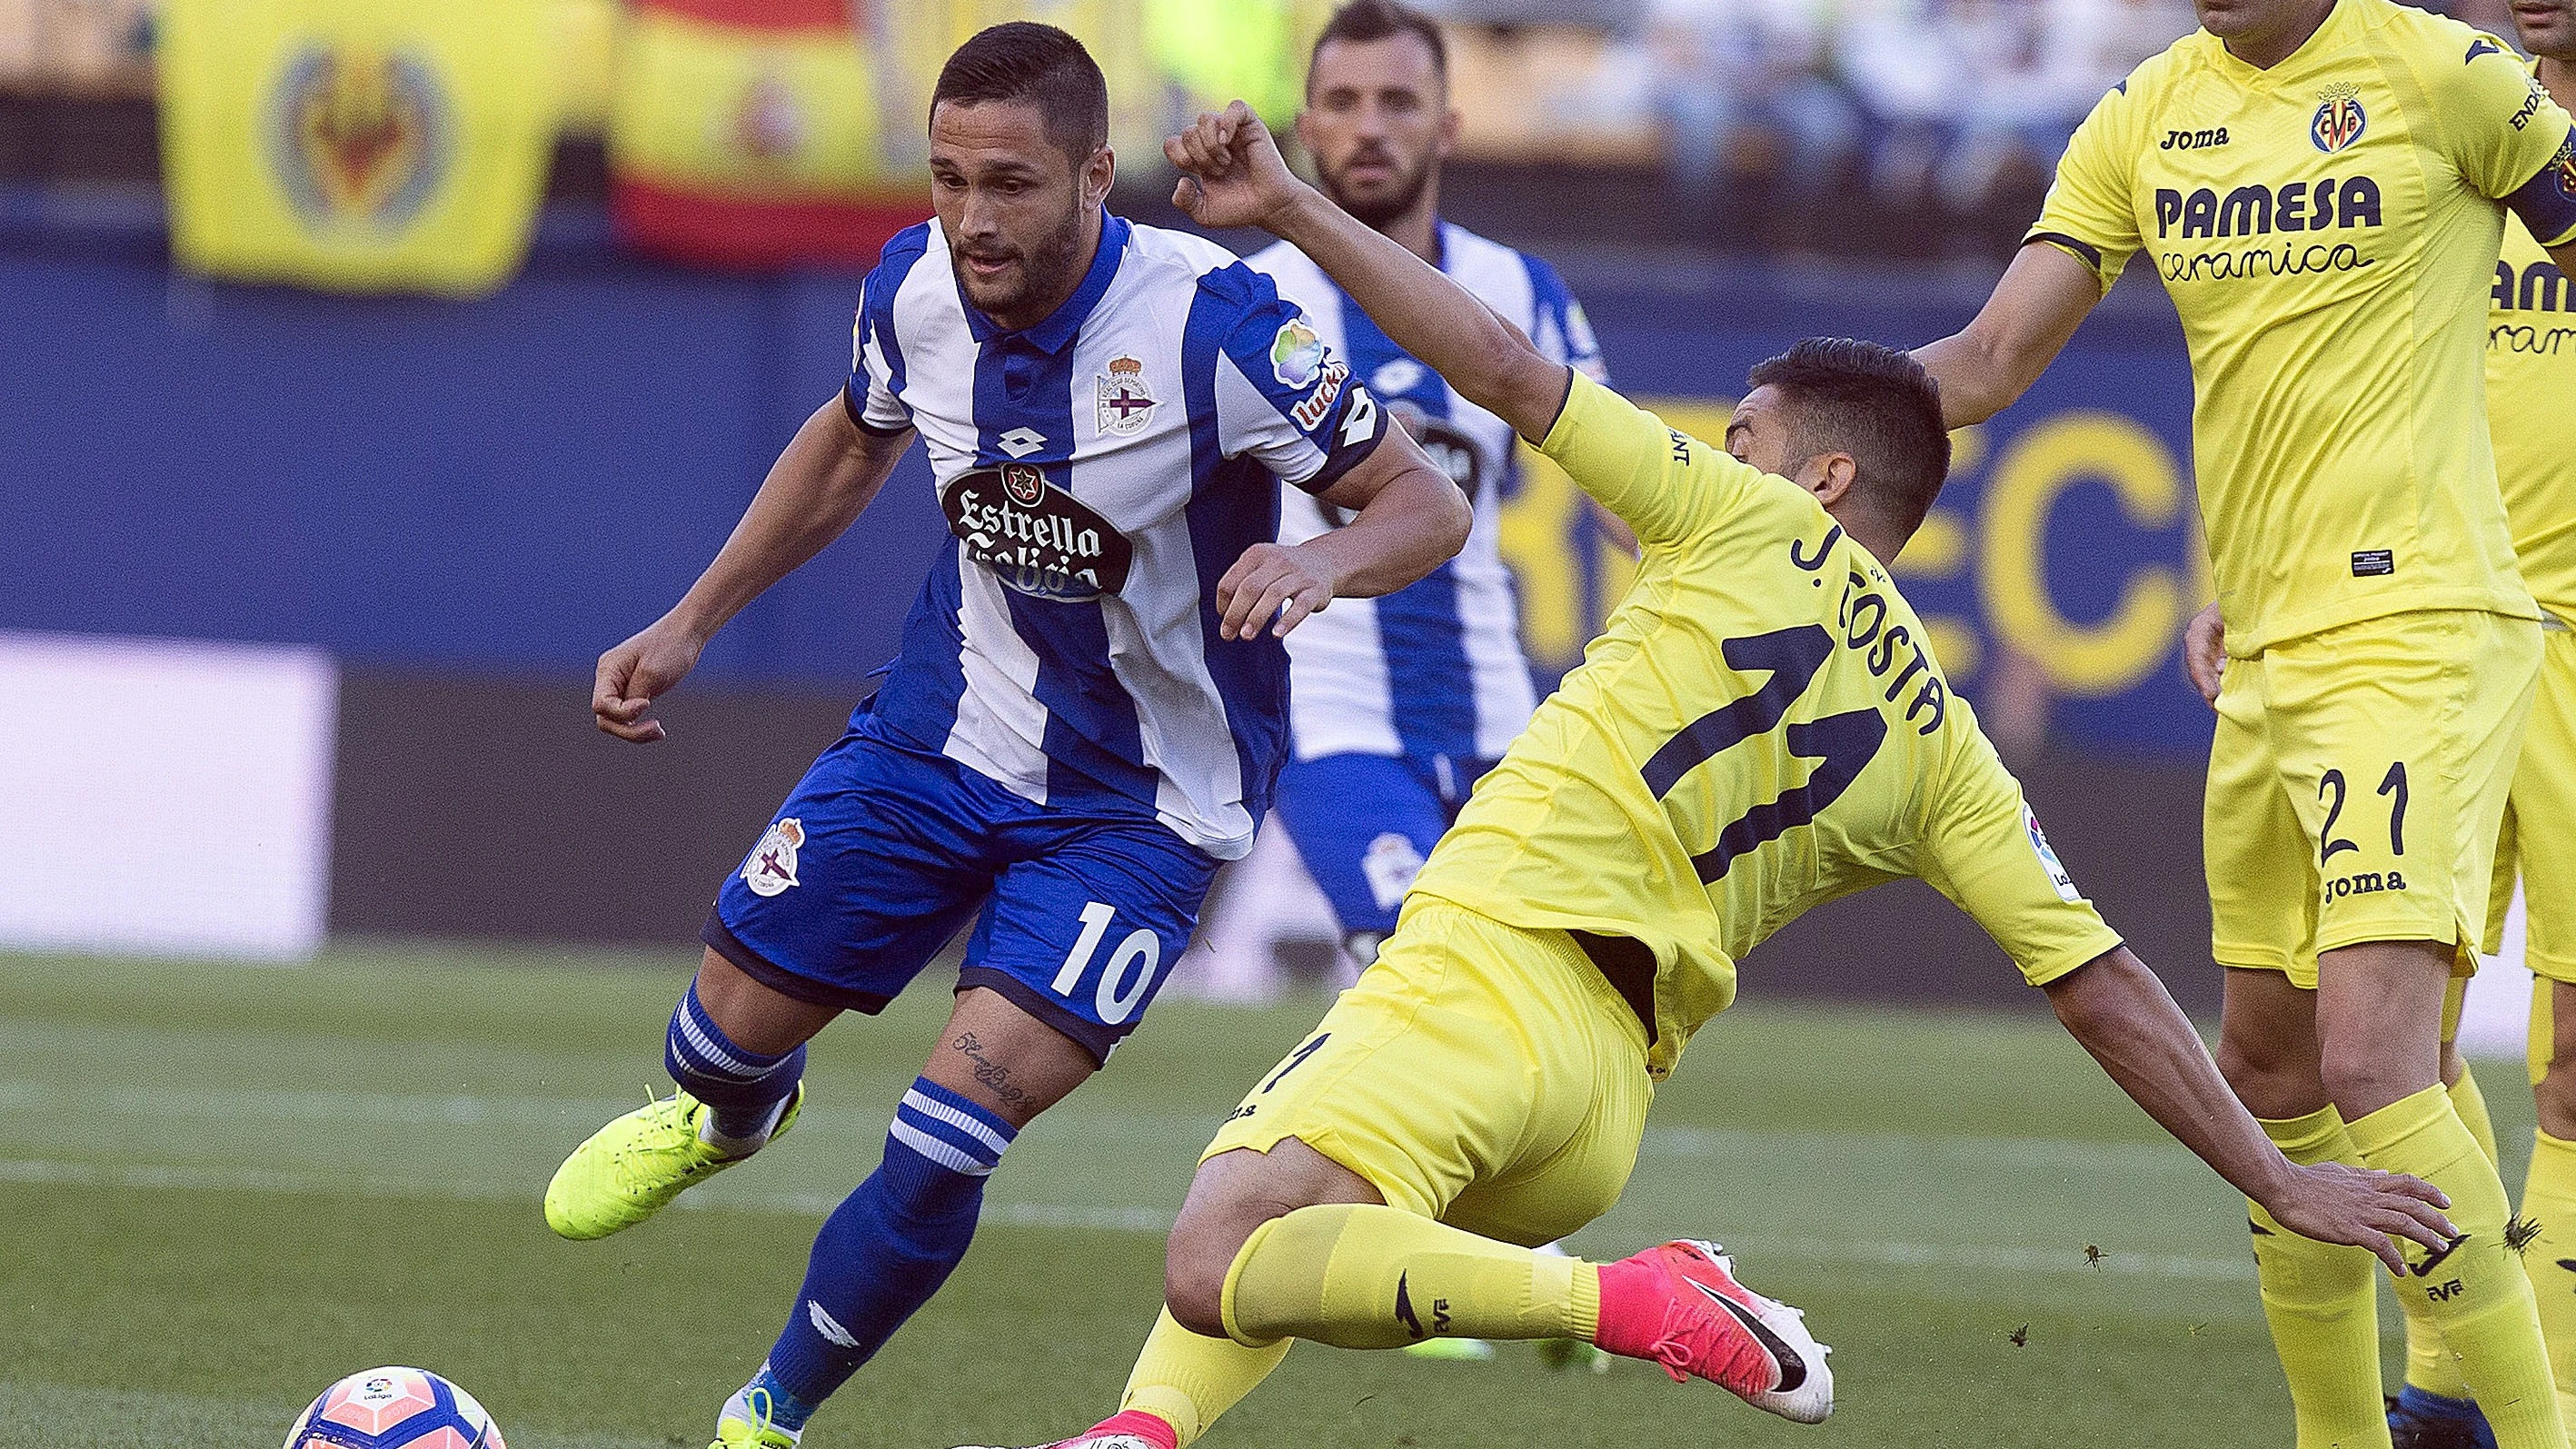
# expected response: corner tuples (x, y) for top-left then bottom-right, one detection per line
(0, 631), (336, 959)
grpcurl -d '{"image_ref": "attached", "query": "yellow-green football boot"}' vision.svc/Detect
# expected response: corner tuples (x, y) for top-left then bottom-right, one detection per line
(543, 1085), (802, 1240)
(711, 1385), (802, 1449)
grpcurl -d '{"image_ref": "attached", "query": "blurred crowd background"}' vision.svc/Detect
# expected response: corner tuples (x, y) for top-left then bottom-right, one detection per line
(0, 0), (2527, 285)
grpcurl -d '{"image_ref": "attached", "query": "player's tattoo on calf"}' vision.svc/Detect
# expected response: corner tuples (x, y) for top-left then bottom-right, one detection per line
(947, 1029), (1030, 1110)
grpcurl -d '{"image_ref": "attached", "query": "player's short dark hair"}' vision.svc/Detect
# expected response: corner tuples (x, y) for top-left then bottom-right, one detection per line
(930, 22), (1109, 166)
(1746, 339), (1951, 535)
(1308, 0), (1448, 94)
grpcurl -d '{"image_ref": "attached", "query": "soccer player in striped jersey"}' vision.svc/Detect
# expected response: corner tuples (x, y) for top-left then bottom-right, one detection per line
(539, 24), (1467, 1449)
(2183, 7), (2576, 1444)
(1922, 2), (2576, 1444)
(1246, 0), (1611, 987)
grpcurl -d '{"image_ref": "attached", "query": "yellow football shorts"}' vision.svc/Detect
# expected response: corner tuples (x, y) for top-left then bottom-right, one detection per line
(1203, 897), (1654, 1249)
(2205, 608), (2540, 989)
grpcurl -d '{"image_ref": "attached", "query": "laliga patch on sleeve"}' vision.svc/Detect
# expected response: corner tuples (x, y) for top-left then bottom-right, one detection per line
(1270, 317), (1327, 389)
(2352, 549), (2396, 577)
(2026, 808), (2084, 904)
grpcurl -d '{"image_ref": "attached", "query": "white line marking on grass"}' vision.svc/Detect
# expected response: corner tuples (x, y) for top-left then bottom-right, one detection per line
(0, 1156), (2250, 1282)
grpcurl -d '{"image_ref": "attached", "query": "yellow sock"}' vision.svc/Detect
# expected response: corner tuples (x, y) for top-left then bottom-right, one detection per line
(2351, 1085), (2568, 1449)
(2402, 1068), (2500, 1400)
(2253, 1107), (2391, 1449)
(1115, 1308), (1289, 1448)
(1219, 1203), (1599, 1349)
(2521, 1129), (2576, 1428)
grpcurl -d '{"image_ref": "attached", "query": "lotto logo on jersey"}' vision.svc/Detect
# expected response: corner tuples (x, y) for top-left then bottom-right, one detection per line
(2311, 85), (2366, 154)
(2024, 809), (2083, 903)
(743, 819), (805, 897)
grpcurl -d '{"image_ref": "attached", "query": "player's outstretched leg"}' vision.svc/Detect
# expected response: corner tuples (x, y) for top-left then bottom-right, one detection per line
(1209, 1204), (1831, 1422)
(545, 958), (819, 1241)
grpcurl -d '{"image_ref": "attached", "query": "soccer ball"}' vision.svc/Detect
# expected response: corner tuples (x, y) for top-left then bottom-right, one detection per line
(283, 1366), (506, 1449)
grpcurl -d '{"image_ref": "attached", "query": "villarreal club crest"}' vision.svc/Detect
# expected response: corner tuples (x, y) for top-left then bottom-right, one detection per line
(265, 44), (453, 230)
(2311, 83), (2366, 154)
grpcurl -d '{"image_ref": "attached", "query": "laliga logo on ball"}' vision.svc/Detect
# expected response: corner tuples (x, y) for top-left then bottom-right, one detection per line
(284, 1365), (503, 1449)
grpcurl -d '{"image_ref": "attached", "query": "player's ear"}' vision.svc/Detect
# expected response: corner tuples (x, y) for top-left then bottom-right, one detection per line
(1082, 144), (1116, 207)
(1804, 453), (1860, 510)
(1436, 102), (1461, 159)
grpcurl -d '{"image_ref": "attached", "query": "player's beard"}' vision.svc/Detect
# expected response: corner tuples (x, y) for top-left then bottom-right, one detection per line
(951, 197), (1089, 326)
(1319, 144), (1434, 233)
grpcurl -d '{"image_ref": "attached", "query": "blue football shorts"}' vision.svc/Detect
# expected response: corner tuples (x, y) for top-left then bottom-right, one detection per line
(703, 715), (1223, 1064)
(1269, 750), (1497, 952)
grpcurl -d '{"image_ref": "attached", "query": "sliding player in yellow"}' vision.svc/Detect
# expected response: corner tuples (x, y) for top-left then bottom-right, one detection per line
(1918, 1), (2576, 1445)
(2179, 7), (2576, 1445)
(950, 98), (2464, 1449)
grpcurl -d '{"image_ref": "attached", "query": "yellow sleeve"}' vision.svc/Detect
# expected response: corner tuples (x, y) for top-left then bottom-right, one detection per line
(2432, 41), (2576, 245)
(2025, 76), (2148, 293)
(1537, 369), (1757, 550)
(1915, 728), (2126, 988)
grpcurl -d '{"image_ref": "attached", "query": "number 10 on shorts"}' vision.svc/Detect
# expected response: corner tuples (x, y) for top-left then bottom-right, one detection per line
(1051, 901), (1162, 1026)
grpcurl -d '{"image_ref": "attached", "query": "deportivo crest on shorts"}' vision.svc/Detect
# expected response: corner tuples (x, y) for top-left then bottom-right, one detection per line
(1096, 355), (1159, 437)
(743, 818), (806, 897)
(2312, 84), (2365, 154)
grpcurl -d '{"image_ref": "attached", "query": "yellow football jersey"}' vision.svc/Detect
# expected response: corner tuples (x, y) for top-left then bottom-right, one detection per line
(2493, 204), (2576, 622)
(1409, 374), (2124, 1080)
(2031, 0), (2576, 655)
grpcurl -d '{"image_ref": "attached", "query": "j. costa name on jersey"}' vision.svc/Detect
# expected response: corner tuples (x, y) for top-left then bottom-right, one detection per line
(941, 463), (1134, 602)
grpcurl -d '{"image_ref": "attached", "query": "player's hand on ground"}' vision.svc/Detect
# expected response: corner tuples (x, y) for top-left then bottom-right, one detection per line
(592, 616), (706, 742)
(1216, 541), (1333, 640)
(2183, 600), (2225, 707)
(2262, 1158), (2454, 1274)
(1165, 101), (1307, 233)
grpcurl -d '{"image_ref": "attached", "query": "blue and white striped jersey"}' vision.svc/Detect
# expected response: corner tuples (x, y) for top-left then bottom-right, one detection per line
(1248, 223), (1606, 764)
(844, 215), (1389, 860)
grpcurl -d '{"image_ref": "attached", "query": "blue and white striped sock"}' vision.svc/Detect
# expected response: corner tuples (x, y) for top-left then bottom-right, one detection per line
(762, 1078), (1017, 1413)
(663, 982), (804, 1152)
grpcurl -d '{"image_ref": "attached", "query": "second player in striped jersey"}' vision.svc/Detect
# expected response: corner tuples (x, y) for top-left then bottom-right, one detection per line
(1245, 0), (1607, 968)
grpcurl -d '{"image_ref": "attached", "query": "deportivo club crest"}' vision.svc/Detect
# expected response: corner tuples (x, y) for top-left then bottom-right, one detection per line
(742, 818), (805, 897)
(265, 44), (453, 230)
(1097, 355), (1158, 436)
(2311, 84), (2365, 154)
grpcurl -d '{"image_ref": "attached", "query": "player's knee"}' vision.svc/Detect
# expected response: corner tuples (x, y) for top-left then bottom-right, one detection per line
(2317, 1037), (2430, 1118)
(1163, 1156), (1297, 1337)
(1164, 1200), (1257, 1338)
(2217, 1033), (2319, 1118)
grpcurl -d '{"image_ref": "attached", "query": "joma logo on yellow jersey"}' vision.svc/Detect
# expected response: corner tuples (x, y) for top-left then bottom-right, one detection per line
(2153, 176), (2383, 239)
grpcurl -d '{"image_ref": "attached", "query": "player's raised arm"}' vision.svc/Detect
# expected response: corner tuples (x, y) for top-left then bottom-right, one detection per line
(1166, 102), (1572, 444)
(592, 396), (910, 741)
(1910, 243), (2103, 428)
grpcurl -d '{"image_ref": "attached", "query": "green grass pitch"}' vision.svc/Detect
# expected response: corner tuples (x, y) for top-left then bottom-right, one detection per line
(0, 947), (2525, 1448)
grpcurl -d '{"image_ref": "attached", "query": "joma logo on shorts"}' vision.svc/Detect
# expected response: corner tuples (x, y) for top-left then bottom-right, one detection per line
(2324, 870), (2408, 900)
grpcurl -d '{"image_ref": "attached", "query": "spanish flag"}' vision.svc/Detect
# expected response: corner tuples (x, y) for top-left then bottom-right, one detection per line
(611, 0), (923, 270)
(158, 0), (555, 297)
